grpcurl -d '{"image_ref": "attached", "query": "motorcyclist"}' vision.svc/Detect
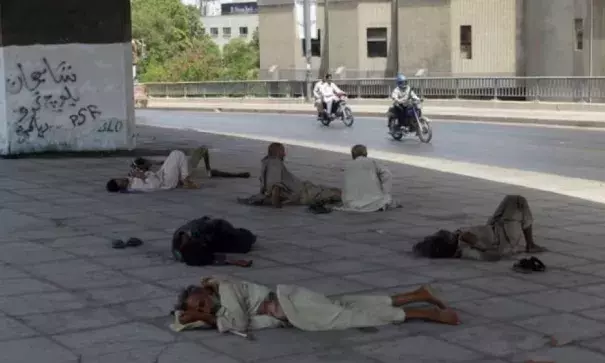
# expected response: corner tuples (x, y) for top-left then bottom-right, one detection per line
(318, 73), (344, 119)
(312, 78), (325, 119)
(390, 74), (420, 129)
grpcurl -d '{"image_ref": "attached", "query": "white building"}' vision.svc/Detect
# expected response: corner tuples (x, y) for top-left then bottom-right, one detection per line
(199, 0), (259, 48)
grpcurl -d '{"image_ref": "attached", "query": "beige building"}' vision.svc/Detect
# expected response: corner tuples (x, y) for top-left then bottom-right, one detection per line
(258, 0), (605, 79)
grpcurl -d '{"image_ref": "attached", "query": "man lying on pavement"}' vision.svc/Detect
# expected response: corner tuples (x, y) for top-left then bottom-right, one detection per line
(170, 276), (460, 334)
(172, 216), (256, 268)
(238, 142), (341, 208)
(414, 195), (547, 261)
(106, 146), (250, 193)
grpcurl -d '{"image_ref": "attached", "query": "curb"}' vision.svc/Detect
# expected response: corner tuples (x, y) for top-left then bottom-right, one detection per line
(142, 106), (605, 128)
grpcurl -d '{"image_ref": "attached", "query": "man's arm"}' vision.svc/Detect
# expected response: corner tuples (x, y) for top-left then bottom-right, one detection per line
(332, 83), (344, 95)
(215, 282), (251, 333)
(409, 89), (421, 102)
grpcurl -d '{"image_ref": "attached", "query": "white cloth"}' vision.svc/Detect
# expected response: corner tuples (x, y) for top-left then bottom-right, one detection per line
(276, 285), (406, 331)
(312, 81), (324, 100)
(213, 278), (286, 333)
(334, 157), (394, 212)
(318, 82), (343, 99)
(209, 277), (405, 333)
(391, 85), (419, 106)
(129, 150), (190, 192)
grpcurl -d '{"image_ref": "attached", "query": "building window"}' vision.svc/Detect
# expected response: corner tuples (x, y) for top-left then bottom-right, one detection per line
(239, 26), (248, 37)
(210, 27), (219, 38)
(575, 18), (584, 50)
(301, 29), (321, 57)
(366, 27), (387, 58)
(223, 27), (231, 38)
(460, 25), (472, 59)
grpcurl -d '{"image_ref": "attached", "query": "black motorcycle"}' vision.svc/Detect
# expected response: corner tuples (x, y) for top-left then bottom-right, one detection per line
(387, 99), (432, 143)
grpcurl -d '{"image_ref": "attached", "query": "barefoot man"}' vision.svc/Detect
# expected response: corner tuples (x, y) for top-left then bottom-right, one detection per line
(106, 147), (250, 193)
(171, 276), (460, 334)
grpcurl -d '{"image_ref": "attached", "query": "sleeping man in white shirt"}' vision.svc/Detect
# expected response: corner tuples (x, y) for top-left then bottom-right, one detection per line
(106, 147), (249, 193)
(170, 276), (460, 335)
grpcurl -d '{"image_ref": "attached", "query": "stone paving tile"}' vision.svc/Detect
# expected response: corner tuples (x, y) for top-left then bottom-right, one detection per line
(2, 126), (605, 362)
(514, 313), (605, 343)
(440, 323), (548, 357)
(354, 335), (482, 363)
(0, 337), (78, 363)
(516, 289), (605, 312)
(512, 346), (605, 363)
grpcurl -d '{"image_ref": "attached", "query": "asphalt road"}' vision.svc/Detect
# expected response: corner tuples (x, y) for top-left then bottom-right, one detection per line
(137, 110), (605, 182)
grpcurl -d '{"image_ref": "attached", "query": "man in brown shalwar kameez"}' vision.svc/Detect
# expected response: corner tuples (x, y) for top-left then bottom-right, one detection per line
(238, 143), (341, 208)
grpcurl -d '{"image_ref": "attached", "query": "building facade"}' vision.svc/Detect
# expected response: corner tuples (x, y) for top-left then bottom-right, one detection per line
(258, 0), (605, 79)
(201, 1), (259, 48)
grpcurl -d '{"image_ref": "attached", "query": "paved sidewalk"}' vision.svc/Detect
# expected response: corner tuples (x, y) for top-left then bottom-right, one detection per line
(1, 126), (605, 363)
(147, 98), (605, 128)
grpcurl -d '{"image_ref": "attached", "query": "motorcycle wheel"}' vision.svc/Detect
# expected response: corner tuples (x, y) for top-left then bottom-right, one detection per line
(342, 107), (354, 127)
(416, 116), (433, 143)
(388, 117), (403, 140)
(319, 113), (331, 126)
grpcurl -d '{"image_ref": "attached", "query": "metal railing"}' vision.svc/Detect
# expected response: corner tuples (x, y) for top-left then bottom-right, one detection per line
(143, 77), (605, 102)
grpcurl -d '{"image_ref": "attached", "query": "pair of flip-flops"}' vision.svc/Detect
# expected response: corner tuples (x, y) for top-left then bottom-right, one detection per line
(111, 238), (144, 249)
(513, 256), (546, 273)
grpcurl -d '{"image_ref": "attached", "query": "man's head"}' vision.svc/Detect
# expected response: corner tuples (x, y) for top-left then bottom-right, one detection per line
(324, 73), (332, 84)
(267, 142), (286, 160)
(351, 144), (368, 160)
(175, 285), (218, 323)
(396, 74), (407, 88)
(106, 178), (129, 193)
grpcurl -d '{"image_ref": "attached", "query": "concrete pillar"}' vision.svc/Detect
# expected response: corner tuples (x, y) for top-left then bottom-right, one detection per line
(0, 0), (135, 155)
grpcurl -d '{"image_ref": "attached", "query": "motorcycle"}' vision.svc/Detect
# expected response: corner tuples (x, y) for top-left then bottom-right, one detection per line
(387, 99), (433, 143)
(318, 93), (354, 127)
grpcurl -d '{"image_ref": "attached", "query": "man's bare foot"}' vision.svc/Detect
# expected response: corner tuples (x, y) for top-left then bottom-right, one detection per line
(417, 285), (447, 309)
(526, 244), (547, 253)
(436, 308), (461, 325)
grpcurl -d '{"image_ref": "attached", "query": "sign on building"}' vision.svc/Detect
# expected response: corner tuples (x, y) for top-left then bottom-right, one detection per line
(221, 2), (258, 15)
(295, 0), (317, 39)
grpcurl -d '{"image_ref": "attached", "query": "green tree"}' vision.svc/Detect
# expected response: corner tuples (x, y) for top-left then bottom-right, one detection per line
(222, 38), (259, 80)
(132, 0), (217, 81)
(164, 38), (223, 82)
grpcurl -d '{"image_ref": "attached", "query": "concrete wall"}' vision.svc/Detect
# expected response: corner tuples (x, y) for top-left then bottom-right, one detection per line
(0, 0), (134, 155)
(2, 44), (134, 155)
(450, 0), (518, 75)
(524, 0), (587, 76)
(398, 0), (451, 76)
(202, 14), (259, 48)
(356, 0), (392, 73)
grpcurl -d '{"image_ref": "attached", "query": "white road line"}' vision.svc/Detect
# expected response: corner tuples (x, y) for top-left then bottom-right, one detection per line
(138, 119), (605, 204)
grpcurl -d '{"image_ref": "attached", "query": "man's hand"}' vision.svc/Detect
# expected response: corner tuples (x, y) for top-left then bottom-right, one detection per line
(129, 169), (147, 179)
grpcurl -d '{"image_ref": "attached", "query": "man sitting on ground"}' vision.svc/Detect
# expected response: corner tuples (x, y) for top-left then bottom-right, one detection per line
(171, 276), (460, 333)
(414, 195), (547, 261)
(334, 144), (400, 212)
(106, 147), (250, 193)
(238, 142), (341, 208)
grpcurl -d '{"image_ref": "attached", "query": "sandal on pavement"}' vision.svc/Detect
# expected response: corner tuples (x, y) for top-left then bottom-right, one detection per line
(112, 238), (144, 249)
(529, 256), (546, 272)
(513, 257), (546, 273)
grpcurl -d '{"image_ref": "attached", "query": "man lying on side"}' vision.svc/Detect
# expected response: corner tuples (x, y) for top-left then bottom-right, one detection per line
(171, 276), (460, 334)
(106, 146), (250, 193)
(414, 195), (547, 261)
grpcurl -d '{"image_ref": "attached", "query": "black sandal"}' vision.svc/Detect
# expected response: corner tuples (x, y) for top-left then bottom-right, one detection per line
(513, 257), (546, 273)
(513, 258), (534, 274)
(529, 256), (546, 272)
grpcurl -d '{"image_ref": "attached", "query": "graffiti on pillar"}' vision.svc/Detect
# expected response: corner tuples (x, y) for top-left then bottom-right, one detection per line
(5, 57), (102, 144)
